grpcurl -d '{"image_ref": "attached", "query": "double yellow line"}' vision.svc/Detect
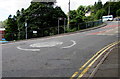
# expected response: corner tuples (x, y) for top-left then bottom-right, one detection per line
(70, 41), (120, 79)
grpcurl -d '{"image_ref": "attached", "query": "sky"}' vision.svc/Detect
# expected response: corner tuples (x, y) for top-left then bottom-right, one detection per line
(0, 0), (109, 21)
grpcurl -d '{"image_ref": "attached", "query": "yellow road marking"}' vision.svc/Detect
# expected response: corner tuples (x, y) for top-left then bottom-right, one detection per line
(77, 41), (120, 79)
(70, 41), (119, 79)
(70, 72), (79, 79)
(79, 41), (118, 71)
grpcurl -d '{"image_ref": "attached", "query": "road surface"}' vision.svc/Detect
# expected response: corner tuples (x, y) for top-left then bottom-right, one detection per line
(2, 21), (120, 78)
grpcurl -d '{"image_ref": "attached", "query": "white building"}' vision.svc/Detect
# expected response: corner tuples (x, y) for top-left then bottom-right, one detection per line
(0, 28), (5, 40)
(85, 11), (91, 17)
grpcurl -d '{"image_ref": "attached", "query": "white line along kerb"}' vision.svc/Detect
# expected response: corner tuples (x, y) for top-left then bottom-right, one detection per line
(61, 40), (76, 49)
(17, 46), (40, 52)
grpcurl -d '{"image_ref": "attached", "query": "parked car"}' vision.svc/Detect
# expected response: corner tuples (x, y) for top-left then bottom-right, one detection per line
(102, 15), (113, 22)
(115, 17), (120, 21)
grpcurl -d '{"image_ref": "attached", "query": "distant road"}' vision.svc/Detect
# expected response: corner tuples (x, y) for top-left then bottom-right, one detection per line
(2, 21), (120, 77)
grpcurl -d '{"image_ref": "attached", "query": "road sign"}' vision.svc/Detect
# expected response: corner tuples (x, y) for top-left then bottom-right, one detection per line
(33, 31), (37, 34)
(25, 22), (27, 27)
(58, 18), (63, 20)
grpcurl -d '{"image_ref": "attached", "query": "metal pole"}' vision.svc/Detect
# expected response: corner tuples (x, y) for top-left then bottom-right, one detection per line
(86, 22), (87, 29)
(64, 18), (66, 33)
(18, 26), (20, 40)
(25, 22), (27, 39)
(108, 0), (111, 15)
(26, 27), (27, 39)
(67, 0), (70, 29)
(58, 19), (59, 34)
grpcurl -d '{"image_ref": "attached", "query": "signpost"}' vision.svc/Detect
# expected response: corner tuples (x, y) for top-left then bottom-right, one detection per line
(25, 22), (27, 39)
(58, 18), (62, 34)
(64, 18), (66, 33)
(33, 31), (37, 34)
(58, 18), (66, 34)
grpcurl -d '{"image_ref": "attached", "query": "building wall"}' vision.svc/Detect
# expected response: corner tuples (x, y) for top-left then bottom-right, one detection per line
(0, 28), (5, 40)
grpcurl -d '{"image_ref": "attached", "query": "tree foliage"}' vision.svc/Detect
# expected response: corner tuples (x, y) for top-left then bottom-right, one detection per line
(5, 2), (67, 40)
(69, 6), (85, 24)
(116, 9), (120, 16)
(5, 15), (18, 41)
(4, 1), (120, 41)
(90, 1), (120, 20)
(103, 1), (120, 17)
(95, 9), (106, 20)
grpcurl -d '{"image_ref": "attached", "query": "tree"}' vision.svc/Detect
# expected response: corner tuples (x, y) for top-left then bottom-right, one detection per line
(93, 0), (103, 14)
(95, 9), (106, 20)
(77, 6), (85, 16)
(103, 1), (120, 17)
(69, 6), (85, 24)
(97, 0), (103, 9)
(116, 9), (120, 16)
(69, 10), (77, 23)
(5, 2), (67, 40)
(5, 15), (18, 41)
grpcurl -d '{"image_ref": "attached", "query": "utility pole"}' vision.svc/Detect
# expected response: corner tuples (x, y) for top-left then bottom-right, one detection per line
(67, 0), (70, 29)
(108, 0), (111, 15)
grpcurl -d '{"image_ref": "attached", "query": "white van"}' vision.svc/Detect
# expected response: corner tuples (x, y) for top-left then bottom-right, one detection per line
(102, 15), (113, 22)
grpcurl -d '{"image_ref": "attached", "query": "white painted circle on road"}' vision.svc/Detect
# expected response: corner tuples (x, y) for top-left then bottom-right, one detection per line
(61, 40), (76, 49)
(30, 41), (63, 48)
(17, 46), (40, 51)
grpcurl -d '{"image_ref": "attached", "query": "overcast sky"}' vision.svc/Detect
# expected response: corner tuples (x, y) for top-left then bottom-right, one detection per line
(0, 0), (109, 21)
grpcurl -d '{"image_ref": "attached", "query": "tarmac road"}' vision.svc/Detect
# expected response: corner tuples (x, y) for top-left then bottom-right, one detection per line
(2, 21), (120, 77)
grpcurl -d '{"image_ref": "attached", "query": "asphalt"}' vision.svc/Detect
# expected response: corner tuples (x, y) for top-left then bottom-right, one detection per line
(94, 43), (119, 78)
(1, 21), (119, 78)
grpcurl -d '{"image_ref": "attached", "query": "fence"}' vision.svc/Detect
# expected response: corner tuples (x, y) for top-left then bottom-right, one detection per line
(5, 20), (103, 41)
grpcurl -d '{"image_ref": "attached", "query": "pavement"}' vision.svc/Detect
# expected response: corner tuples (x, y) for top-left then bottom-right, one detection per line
(1, 23), (106, 44)
(1, 21), (120, 78)
(94, 43), (119, 78)
(0, 38), (8, 43)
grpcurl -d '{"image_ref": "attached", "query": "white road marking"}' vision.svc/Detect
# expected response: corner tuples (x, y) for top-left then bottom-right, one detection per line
(30, 41), (63, 48)
(61, 40), (76, 49)
(97, 27), (119, 36)
(2, 31), (84, 46)
(17, 46), (40, 51)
